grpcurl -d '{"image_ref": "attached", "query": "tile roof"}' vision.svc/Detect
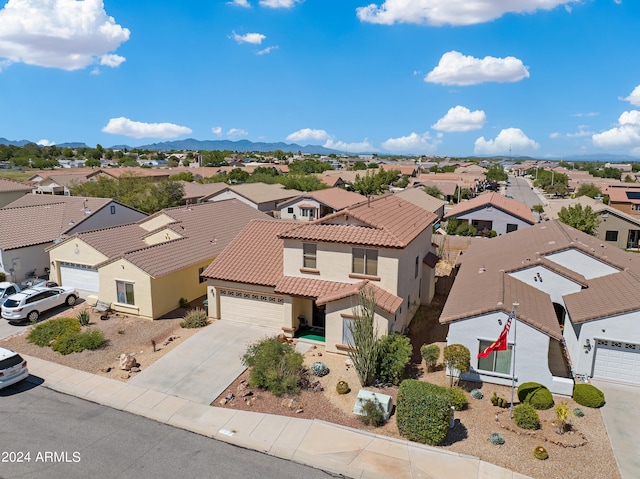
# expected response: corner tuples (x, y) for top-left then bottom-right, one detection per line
(0, 178), (31, 192)
(201, 219), (293, 286)
(278, 188), (366, 211)
(203, 182), (302, 205)
(279, 194), (437, 248)
(37, 174), (88, 187)
(179, 181), (227, 200)
(316, 280), (403, 315)
(394, 187), (446, 214)
(439, 220), (640, 336)
(607, 186), (640, 204)
(444, 192), (535, 224)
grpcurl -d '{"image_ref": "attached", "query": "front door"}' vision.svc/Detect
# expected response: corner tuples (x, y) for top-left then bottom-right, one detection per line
(312, 302), (325, 329)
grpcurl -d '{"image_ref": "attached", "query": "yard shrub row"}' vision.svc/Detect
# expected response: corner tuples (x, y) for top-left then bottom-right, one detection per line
(396, 379), (452, 446)
(27, 317), (105, 354)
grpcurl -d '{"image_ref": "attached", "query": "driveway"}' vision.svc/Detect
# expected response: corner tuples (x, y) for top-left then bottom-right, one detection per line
(128, 320), (278, 404)
(591, 380), (640, 479)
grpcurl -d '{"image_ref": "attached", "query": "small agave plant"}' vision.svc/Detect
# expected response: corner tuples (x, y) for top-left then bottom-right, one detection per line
(489, 433), (505, 445)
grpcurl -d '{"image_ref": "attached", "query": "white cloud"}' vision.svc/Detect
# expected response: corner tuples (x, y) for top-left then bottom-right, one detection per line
(102, 117), (192, 139)
(356, 0), (577, 26)
(257, 45), (278, 55)
(425, 51), (529, 86)
(211, 126), (223, 136)
(260, 0), (301, 8)
(623, 85), (640, 106)
(286, 128), (330, 142)
(228, 0), (251, 7)
(474, 128), (540, 155)
(227, 128), (248, 138)
(431, 106), (486, 132)
(231, 31), (266, 45)
(571, 112), (599, 118)
(592, 110), (640, 149)
(381, 132), (440, 154)
(0, 0), (130, 71)
(36, 139), (55, 146)
(549, 126), (595, 139)
(324, 138), (376, 153)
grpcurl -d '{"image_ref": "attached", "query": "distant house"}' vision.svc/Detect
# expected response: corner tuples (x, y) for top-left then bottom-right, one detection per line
(278, 188), (366, 221)
(444, 192), (535, 235)
(202, 183), (302, 214)
(203, 194), (439, 354)
(441, 220), (640, 392)
(47, 200), (268, 319)
(394, 187), (446, 220)
(0, 195), (147, 283)
(32, 173), (89, 195)
(607, 185), (640, 218)
(179, 181), (228, 205)
(0, 178), (32, 207)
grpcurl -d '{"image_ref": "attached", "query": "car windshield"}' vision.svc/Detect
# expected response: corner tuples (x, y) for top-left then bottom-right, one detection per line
(0, 353), (24, 369)
(3, 299), (21, 308)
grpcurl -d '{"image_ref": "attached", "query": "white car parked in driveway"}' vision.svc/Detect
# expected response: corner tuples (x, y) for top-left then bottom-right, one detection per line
(0, 347), (28, 390)
(1, 286), (79, 322)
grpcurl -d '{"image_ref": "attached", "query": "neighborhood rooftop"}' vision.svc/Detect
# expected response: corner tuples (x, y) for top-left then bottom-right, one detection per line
(443, 191), (535, 225)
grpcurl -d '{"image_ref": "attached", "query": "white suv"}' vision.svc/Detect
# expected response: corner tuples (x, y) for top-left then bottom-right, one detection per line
(1, 285), (79, 322)
(0, 347), (28, 390)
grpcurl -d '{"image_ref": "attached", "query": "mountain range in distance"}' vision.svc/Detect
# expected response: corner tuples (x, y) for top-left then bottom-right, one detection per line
(1, 137), (639, 161)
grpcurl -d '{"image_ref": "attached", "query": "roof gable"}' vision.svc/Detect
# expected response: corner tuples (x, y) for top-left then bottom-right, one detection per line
(444, 192), (535, 224)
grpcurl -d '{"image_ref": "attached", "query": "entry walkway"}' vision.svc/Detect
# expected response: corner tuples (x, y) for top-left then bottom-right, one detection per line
(129, 321), (277, 404)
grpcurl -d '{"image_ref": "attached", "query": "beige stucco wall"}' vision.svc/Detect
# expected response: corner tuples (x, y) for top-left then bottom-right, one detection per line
(148, 259), (210, 318)
(596, 212), (638, 250)
(143, 228), (183, 246)
(139, 213), (174, 232)
(48, 238), (109, 285)
(206, 280), (279, 319)
(0, 190), (30, 208)
(98, 259), (152, 318)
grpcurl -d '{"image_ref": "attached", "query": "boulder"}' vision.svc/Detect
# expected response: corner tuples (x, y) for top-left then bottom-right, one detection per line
(119, 353), (139, 371)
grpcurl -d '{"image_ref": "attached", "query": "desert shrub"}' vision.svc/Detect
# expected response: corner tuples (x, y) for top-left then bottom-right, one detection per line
(533, 446), (549, 460)
(179, 297), (190, 308)
(336, 380), (350, 394)
(242, 337), (304, 396)
(376, 333), (412, 385)
(447, 386), (468, 411)
(555, 401), (573, 434)
(514, 403), (540, 430)
(443, 344), (470, 387)
(489, 433), (505, 445)
(27, 317), (81, 346)
(359, 397), (386, 427)
(490, 391), (509, 408)
(420, 343), (440, 372)
(396, 379), (451, 446)
(573, 383), (605, 408)
(0, 271), (5, 282)
(573, 407), (585, 417)
(180, 308), (208, 328)
(51, 329), (105, 355)
(311, 361), (330, 377)
(517, 382), (554, 410)
(470, 389), (483, 400)
(76, 309), (90, 326)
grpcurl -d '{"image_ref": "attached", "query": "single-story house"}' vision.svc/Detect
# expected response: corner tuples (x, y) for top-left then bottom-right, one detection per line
(444, 192), (535, 236)
(0, 195), (147, 283)
(201, 182), (302, 214)
(278, 188), (366, 221)
(440, 219), (640, 393)
(394, 187), (446, 220)
(203, 194), (439, 354)
(48, 199), (268, 319)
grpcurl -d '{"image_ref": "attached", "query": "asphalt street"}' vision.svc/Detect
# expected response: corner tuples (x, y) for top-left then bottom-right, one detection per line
(0, 379), (335, 479)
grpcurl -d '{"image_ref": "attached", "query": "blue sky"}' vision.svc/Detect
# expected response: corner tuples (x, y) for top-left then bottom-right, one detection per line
(1, 0), (639, 158)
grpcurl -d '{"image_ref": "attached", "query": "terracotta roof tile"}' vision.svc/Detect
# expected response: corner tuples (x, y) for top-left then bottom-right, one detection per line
(0, 178), (31, 192)
(203, 183), (302, 204)
(201, 219), (293, 286)
(316, 280), (403, 315)
(394, 188), (446, 214)
(0, 203), (67, 249)
(444, 192), (535, 224)
(278, 188), (366, 211)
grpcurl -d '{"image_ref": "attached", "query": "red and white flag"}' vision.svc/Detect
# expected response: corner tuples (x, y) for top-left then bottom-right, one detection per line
(478, 314), (512, 358)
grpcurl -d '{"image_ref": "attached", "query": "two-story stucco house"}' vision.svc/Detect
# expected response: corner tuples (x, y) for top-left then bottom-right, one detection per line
(203, 194), (439, 354)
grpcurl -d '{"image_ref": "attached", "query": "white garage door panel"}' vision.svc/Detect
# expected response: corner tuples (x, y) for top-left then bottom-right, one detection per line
(60, 263), (99, 292)
(219, 290), (283, 329)
(593, 340), (640, 384)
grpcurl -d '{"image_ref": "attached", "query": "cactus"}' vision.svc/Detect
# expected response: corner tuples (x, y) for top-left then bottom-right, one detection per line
(533, 446), (549, 460)
(470, 388), (483, 400)
(489, 433), (505, 445)
(336, 380), (350, 394)
(573, 407), (585, 417)
(490, 391), (508, 408)
(311, 361), (330, 377)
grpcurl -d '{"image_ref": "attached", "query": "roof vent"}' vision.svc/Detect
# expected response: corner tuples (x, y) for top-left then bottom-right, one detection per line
(479, 266), (486, 273)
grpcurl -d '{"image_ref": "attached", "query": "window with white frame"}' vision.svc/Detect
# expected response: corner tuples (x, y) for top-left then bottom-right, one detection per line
(352, 248), (378, 276)
(303, 243), (317, 269)
(477, 340), (512, 374)
(116, 281), (135, 305)
(301, 207), (315, 217)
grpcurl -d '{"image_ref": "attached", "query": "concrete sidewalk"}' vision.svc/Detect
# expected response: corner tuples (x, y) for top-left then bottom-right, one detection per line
(23, 355), (530, 479)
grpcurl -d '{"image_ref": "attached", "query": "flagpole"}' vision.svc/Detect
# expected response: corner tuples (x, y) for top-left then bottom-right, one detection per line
(510, 301), (519, 419)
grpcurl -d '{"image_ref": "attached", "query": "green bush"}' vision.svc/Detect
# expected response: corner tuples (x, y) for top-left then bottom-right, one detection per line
(77, 309), (90, 326)
(396, 379), (451, 446)
(490, 391), (509, 408)
(517, 382), (554, 410)
(513, 403), (540, 430)
(242, 337), (304, 396)
(179, 297), (190, 308)
(448, 387), (468, 411)
(27, 317), (81, 346)
(359, 397), (386, 427)
(420, 343), (440, 372)
(443, 344), (470, 387)
(180, 308), (208, 328)
(573, 383), (605, 408)
(51, 329), (105, 355)
(376, 333), (412, 385)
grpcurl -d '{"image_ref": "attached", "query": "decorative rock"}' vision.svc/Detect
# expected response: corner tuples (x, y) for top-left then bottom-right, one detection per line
(219, 398), (228, 406)
(281, 398), (295, 410)
(131, 367), (141, 373)
(295, 408), (304, 413)
(120, 373), (130, 379)
(241, 390), (253, 398)
(225, 392), (235, 401)
(119, 353), (139, 371)
(345, 358), (353, 367)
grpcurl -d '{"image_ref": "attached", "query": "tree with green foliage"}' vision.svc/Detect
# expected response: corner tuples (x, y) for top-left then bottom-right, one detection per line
(575, 183), (602, 199)
(557, 204), (600, 235)
(169, 171), (194, 182)
(347, 286), (381, 387)
(376, 333), (412, 385)
(351, 168), (399, 196)
(485, 164), (508, 182)
(443, 344), (470, 387)
(85, 158), (101, 168)
(278, 175), (328, 191)
(288, 159), (334, 175)
(423, 185), (443, 199)
(226, 168), (250, 184)
(352, 161), (368, 170)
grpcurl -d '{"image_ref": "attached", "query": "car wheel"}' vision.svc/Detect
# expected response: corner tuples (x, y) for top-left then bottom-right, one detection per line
(27, 310), (39, 322)
(66, 295), (77, 306)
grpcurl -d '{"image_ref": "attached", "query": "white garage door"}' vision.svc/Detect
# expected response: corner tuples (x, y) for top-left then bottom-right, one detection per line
(219, 288), (283, 329)
(593, 339), (640, 384)
(59, 263), (99, 293)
